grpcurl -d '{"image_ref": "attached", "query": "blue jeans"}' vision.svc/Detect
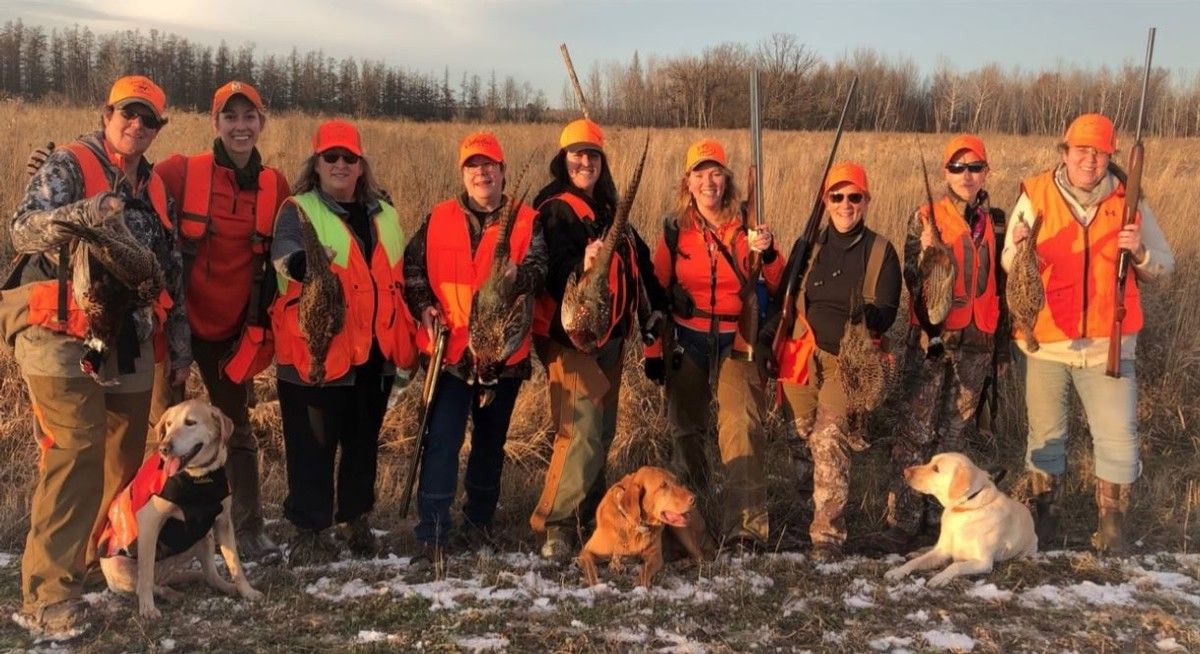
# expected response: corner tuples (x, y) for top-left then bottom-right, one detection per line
(415, 373), (521, 545)
(1024, 355), (1140, 484)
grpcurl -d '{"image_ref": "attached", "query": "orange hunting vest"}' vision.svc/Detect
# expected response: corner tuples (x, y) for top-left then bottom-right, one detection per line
(907, 196), (1000, 333)
(25, 141), (173, 358)
(268, 192), (417, 384)
(178, 153), (282, 340)
(531, 192), (636, 347)
(416, 198), (537, 365)
(1020, 171), (1142, 344)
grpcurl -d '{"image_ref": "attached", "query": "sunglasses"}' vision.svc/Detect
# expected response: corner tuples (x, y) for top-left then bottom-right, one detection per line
(118, 107), (164, 130)
(946, 162), (988, 174)
(827, 192), (864, 205)
(320, 152), (361, 165)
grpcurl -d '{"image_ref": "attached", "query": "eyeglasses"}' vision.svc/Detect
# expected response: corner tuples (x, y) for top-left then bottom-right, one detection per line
(946, 162), (988, 174)
(464, 161), (502, 173)
(118, 107), (164, 130)
(827, 192), (864, 205)
(320, 152), (361, 165)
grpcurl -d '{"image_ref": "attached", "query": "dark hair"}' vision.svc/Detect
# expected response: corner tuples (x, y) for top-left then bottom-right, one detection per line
(549, 149), (618, 215)
(293, 152), (385, 203)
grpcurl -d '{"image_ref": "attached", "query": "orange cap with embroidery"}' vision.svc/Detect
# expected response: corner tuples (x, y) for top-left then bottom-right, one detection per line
(212, 80), (265, 115)
(559, 118), (604, 153)
(108, 75), (166, 119)
(1063, 113), (1117, 154)
(823, 161), (870, 198)
(685, 138), (728, 172)
(942, 134), (988, 166)
(311, 120), (363, 156)
(459, 131), (504, 166)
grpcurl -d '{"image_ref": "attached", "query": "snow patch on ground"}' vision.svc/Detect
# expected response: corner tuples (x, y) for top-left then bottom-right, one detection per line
(922, 629), (975, 651)
(1020, 581), (1137, 607)
(869, 635), (914, 651)
(966, 582), (1013, 602)
(456, 634), (509, 652)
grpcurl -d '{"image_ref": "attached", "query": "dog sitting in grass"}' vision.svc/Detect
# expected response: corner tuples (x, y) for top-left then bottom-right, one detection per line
(96, 400), (263, 617)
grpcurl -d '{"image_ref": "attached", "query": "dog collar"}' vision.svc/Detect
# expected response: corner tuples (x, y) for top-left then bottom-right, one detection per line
(949, 486), (988, 512)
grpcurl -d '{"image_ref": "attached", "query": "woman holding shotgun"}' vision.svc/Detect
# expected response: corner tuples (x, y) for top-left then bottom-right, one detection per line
(772, 162), (901, 561)
(1002, 113), (1173, 554)
(865, 135), (1009, 555)
(648, 138), (783, 549)
(528, 118), (667, 560)
(402, 131), (546, 561)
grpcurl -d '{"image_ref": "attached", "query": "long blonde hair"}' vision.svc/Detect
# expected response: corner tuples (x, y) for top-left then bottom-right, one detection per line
(292, 153), (386, 203)
(672, 164), (741, 230)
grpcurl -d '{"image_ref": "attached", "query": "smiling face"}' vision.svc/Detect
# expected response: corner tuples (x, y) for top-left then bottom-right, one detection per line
(565, 149), (602, 195)
(316, 148), (363, 202)
(1062, 144), (1111, 191)
(824, 182), (868, 233)
(103, 102), (160, 158)
(944, 150), (989, 201)
(214, 95), (263, 162)
(687, 161), (728, 220)
(462, 155), (504, 210)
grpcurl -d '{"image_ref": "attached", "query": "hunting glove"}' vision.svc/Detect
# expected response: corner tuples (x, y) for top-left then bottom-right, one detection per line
(643, 356), (665, 385)
(26, 142), (54, 177)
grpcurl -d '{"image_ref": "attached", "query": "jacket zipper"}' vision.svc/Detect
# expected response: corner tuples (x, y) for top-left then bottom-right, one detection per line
(1081, 225), (1090, 337)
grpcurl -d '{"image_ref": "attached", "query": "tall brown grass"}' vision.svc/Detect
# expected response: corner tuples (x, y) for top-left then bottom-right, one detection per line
(1, 102), (1197, 552)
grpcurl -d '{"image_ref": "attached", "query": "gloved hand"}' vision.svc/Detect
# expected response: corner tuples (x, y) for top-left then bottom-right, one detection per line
(643, 356), (665, 385)
(26, 142), (54, 177)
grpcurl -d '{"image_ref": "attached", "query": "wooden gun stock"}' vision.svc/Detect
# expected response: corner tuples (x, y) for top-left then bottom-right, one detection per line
(399, 324), (450, 518)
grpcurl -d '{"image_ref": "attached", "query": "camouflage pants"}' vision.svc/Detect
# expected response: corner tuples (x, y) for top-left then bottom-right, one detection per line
(886, 328), (993, 534)
(780, 349), (868, 546)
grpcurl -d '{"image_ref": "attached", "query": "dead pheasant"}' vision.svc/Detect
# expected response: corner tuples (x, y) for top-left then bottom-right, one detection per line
(560, 135), (650, 354)
(468, 187), (533, 405)
(839, 295), (893, 415)
(1006, 214), (1045, 352)
(915, 154), (957, 358)
(296, 210), (345, 384)
(52, 212), (164, 385)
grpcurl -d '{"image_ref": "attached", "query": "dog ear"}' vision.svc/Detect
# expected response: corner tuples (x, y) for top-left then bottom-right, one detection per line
(213, 406), (234, 443)
(617, 480), (645, 524)
(154, 409), (171, 443)
(948, 462), (979, 502)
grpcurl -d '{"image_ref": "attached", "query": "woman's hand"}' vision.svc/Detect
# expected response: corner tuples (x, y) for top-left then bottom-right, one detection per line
(583, 240), (602, 272)
(748, 225), (773, 253)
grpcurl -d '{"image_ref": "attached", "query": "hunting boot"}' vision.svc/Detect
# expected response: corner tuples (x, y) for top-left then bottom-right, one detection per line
(226, 447), (282, 564)
(1030, 472), (1063, 548)
(1091, 478), (1131, 556)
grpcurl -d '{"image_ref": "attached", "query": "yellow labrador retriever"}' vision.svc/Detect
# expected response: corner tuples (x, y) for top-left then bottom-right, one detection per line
(884, 452), (1036, 588)
(97, 400), (262, 617)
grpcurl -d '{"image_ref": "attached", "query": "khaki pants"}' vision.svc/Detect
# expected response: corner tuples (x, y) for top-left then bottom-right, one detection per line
(15, 328), (152, 612)
(780, 349), (866, 546)
(668, 350), (768, 542)
(530, 336), (623, 535)
(148, 336), (264, 535)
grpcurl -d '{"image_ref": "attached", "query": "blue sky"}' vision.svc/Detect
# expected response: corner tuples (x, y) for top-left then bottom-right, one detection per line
(4, 0), (1196, 104)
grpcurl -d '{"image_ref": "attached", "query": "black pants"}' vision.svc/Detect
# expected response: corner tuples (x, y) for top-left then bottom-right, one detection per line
(277, 358), (394, 532)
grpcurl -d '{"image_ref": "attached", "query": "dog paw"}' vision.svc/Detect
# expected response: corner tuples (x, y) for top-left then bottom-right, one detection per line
(139, 603), (162, 619)
(927, 572), (954, 588)
(241, 588), (264, 602)
(883, 567), (908, 582)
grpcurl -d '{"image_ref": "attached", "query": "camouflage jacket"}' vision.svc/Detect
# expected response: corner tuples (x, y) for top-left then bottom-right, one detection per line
(10, 131), (192, 370)
(403, 192), (548, 381)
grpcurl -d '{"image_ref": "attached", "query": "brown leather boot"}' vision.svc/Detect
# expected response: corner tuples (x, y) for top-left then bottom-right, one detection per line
(1092, 478), (1131, 555)
(1030, 472), (1062, 548)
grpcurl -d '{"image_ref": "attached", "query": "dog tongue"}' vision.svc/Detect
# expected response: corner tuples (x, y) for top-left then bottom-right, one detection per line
(163, 456), (181, 477)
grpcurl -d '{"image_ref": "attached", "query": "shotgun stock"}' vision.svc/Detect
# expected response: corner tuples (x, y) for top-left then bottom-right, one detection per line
(1107, 27), (1155, 378)
(768, 76), (857, 376)
(732, 67), (763, 361)
(399, 323), (450, 519)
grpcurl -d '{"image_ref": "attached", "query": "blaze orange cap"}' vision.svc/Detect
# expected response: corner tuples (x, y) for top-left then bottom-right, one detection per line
(212, 80), (265, 116)
(942, 134), (988, 166)
(685, 138), (728, 172)
(559, 118), (604, 153)
(1063, 113), (1116, 154)
(823, 161), (870, 198)
(312, 119), (363, 156)
(108, 75), (166, 119)
(459, 131), (504, 166)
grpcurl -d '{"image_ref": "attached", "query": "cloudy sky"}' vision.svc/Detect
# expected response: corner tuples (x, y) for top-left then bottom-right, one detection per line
(3, 0), (1196, 105)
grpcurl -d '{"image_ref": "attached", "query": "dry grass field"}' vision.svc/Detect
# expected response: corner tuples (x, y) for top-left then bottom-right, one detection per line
(0, 103), (1198, 651)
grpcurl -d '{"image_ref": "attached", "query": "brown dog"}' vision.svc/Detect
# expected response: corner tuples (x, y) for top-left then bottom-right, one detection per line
(885, 452), (1037, 588)
(579, 466), (714, 588)
(98, 400), (262, 617)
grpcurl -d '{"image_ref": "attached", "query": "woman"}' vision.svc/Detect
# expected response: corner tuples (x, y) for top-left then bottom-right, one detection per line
(529, 118), (668, 559)
(648, 138), (783, 548)
(403, 132), (546, 558)
(4, 75), (189, 638)
(772, 162), (901, 561)
(1002, 113), (1173, 553)
(867, 135), (1008, 554)
(152, 81), (292, 563)
(269, 120), (418, 565)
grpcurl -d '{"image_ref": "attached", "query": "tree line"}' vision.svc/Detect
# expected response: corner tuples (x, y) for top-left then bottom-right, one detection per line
(4, 21), (1200, 137)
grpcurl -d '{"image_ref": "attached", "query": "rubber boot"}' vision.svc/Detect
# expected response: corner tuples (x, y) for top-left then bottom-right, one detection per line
(1091, 478), (1131, 556)
(226, 447), (281, 563)
(1030, 472), (1062, 548)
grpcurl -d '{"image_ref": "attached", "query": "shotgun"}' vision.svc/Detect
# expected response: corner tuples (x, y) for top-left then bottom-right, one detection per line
(399, 323), (450, 519)
(768, 76), (858, 376)
(732, 67), (764, 361)
(1107, 27), (1156, 378)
